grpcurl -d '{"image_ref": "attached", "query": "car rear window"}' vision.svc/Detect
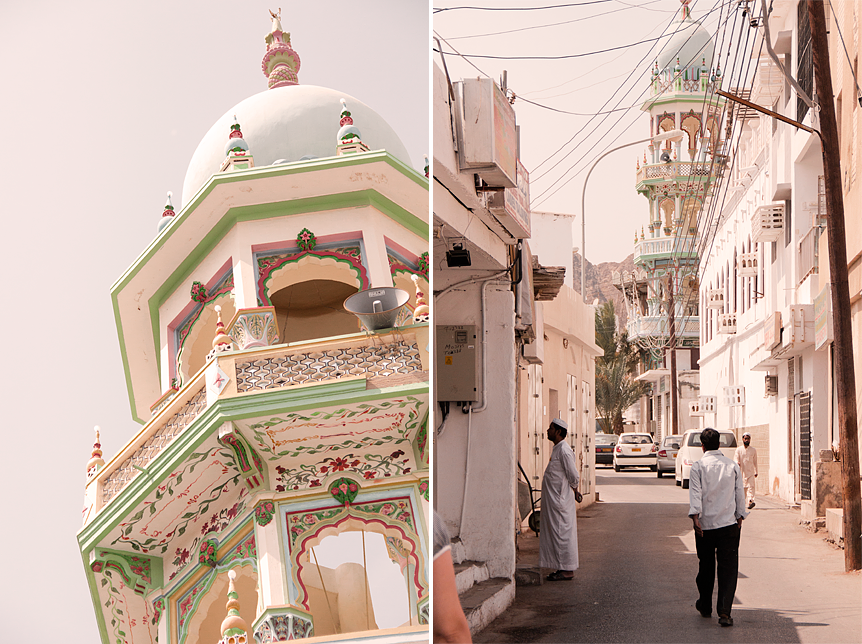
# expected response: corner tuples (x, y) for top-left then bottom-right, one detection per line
(687, 432), (738, 448)
(595, 434), (615, 444)
(620, 435), (652, 444)
(663, 436), (681, 447)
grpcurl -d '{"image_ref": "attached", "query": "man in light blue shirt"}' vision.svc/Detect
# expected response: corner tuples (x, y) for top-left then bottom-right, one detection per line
(688, 428), (749, 627)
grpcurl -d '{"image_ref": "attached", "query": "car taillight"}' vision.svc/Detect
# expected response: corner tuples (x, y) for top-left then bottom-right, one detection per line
(615, 445), (622, 453)
(683, 459), (692, 466)
(651, 444), (657, 453)
(658, 449), (667, 457)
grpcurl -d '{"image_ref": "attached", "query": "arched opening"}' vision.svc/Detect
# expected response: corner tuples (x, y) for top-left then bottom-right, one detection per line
(180, 565), (257, 644)
(299, 529), (414, 636)
(660, 198), (675, 231)
(271, 279), (360, 344)
(176, 296), (237, 385)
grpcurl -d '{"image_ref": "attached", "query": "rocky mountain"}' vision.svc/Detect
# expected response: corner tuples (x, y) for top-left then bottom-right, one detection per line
(572, 252), (636, 328)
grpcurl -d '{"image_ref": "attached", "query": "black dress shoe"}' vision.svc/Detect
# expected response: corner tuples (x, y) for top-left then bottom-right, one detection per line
(695, 600), (711, 618)
(718, 615), (734, 627)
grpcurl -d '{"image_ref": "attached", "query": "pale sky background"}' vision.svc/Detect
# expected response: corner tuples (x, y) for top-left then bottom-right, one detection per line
(434, 0), (725, 265)
(0, 1), (427, 640)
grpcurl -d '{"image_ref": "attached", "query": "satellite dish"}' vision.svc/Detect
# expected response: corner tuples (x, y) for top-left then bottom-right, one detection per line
(660, 151), (672, 163)
(344, 287), (410, 332)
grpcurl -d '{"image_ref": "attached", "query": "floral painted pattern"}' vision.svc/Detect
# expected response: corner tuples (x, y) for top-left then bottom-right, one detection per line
(248, 398), (423, 460)
(328, 477), (359, 505)
(274, 450), (411, 492)
(285, 496), (416, 548)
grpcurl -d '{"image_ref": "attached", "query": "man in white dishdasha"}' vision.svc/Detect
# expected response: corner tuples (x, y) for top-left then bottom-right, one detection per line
(734, 431), (758, 509)
(539, 418), (582, 581)
(689, 427), (749, 627)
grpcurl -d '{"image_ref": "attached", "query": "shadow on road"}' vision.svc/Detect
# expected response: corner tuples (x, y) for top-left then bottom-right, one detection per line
(477, 499), (805, 643)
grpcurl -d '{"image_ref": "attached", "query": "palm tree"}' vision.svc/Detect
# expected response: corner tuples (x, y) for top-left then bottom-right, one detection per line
(595, 301), (646, 434)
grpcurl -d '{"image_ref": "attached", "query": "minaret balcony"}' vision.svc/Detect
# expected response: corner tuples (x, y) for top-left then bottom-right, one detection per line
(636, 161), (713, 186)
(633, 234), (698, 263)
(86, 323), (430, 517)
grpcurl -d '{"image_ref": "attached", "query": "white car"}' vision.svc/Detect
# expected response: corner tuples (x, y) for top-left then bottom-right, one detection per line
(613, 432), (657, 471)
(675, 429), (738, 489)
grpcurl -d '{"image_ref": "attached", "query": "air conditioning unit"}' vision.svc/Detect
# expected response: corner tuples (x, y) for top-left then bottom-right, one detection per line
(723, 386), (745, 407)
(765, 375), (778, 397)
(699, 396), (716, 413)
(455, 78), (517, 188)
(751, 203), (784, 244)
(718, 312), (737, 334)
(739, 252), (758, 276)
(689, 400), (705, 417)
(707, 289), (725, 309)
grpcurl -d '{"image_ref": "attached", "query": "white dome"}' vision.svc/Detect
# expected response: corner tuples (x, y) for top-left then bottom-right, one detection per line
(657, 18), (715, 71)
(181, 85), (412, 206)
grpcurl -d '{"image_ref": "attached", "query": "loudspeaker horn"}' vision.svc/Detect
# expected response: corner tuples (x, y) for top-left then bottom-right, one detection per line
(343, 287), (410, 331)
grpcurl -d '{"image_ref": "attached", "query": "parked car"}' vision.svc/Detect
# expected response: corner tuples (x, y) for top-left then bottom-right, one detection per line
(613, 432), (657, 471)
(594, 433), (618, 466)
(656, 435), (682, 478)
(675, 429), (738, 488)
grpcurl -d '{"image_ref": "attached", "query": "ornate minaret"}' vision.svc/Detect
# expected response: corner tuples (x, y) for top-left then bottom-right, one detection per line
(262, 8), (301, 89)
(615, 0), (724, 437)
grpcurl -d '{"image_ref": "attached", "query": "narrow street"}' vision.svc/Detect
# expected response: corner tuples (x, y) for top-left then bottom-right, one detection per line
(475, 468), (861, 643)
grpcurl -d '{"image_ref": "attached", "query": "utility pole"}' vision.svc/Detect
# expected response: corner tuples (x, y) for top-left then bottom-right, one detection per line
(808, 0), (862, 571)
(667, 272), (679, 437)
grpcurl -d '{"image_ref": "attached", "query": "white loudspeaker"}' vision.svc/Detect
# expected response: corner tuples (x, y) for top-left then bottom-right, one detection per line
(343, 288), (409, 331)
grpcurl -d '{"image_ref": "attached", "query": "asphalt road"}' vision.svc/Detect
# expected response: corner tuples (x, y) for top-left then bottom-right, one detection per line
(475, 467), (861, 643)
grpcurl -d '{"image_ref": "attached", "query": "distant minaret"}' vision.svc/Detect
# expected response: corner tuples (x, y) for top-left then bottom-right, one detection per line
(157, 191), (175, 234)
(263, 8), (301, 89)
(220, 116), (255, 172)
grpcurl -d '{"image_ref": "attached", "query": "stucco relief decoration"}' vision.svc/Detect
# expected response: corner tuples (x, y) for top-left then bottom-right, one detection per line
(418, 251), (429, 276)
(256, 243), (367, 306)
(296, 227), (317, 251)
(415, 418), (428, 466)
(191, 281), (208, 303)
(418, 479), (429, 501)
(255, 612), (314, 643)
(385, 535), (410, 572)
(328, 476), (360, 505)
(152, 597), (165, 626)
(254, 500), (276, 526)
(199, 538), (218, 567)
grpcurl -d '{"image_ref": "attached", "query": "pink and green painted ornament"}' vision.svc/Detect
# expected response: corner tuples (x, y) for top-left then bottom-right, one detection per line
(199, 538), (218, 568)
(254, 500), (276, 526)
(329, 477), (360, 506)
(297, 227), (316, 251)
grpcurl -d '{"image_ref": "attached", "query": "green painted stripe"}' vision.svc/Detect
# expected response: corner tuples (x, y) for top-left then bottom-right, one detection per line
(77, 379), (428, 554)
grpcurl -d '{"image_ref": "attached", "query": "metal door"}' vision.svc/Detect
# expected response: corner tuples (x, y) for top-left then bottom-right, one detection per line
(800, 391), (811, 500)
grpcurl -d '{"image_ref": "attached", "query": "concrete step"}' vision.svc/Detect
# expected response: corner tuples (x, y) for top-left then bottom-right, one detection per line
(450, 537), (467, 565)
(453, 559), (490, 595)
(459, 577), (515, 635)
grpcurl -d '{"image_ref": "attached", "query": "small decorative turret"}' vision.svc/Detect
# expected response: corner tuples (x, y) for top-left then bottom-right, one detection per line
(220, 116), (255, 172)
(212, 305), (234, 354)
(262, 8), (301, 89)
(87, 426), (105, 479)
(411, 274), (429, 323)
(218, 570), (250, 644)
(336, 99), (370, 156)
(157, 192), (175, 234)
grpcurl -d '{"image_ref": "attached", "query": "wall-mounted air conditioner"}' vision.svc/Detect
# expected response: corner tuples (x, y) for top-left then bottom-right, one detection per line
(765, 375), (778, 397)
(718, 312), (737, 334)
(455, 78), (517, 188)
(723, 386), (745, 407)
(751, 203), (784, 244)
(739, 252), (758, 276)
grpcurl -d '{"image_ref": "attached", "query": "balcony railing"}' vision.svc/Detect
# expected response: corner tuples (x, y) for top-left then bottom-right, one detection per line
(798, 225), (820, 285)
(636, 161), (714, 184)
(627, 315), (699, 339)
(91, 325), (428, 512)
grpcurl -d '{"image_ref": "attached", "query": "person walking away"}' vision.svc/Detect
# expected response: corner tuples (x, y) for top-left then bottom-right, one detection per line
(539, 418), (583, 581)
(689, 427), (748, 627)
(734, 431), (758, 509)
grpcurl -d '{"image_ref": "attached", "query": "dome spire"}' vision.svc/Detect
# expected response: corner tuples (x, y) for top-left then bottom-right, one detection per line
(220, 116), (254, 172)
(87, 426), (105, 478)
(157, 191), (175, 234)
(218, 570), (250, 644)
(263, 8), (301, 89)
(680, 0), (691, 20)
(336, 99), (370, 156)
(212, 305), (234, 354)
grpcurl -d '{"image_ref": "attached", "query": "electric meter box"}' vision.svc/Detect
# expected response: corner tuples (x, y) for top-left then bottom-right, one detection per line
(436, 325), (478, 402)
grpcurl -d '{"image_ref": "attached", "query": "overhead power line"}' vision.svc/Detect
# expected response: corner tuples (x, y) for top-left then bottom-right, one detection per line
(434, 2), (615, 13)
(444, 34), (667, 60)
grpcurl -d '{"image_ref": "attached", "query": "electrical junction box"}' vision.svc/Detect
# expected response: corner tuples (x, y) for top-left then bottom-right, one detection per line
(436, 325), (478, 402)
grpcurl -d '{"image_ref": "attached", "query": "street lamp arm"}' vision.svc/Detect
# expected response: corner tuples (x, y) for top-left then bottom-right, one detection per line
(580, 130), (684, 303)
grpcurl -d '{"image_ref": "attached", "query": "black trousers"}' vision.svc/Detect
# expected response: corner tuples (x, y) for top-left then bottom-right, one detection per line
(695, 522), (740, 616)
